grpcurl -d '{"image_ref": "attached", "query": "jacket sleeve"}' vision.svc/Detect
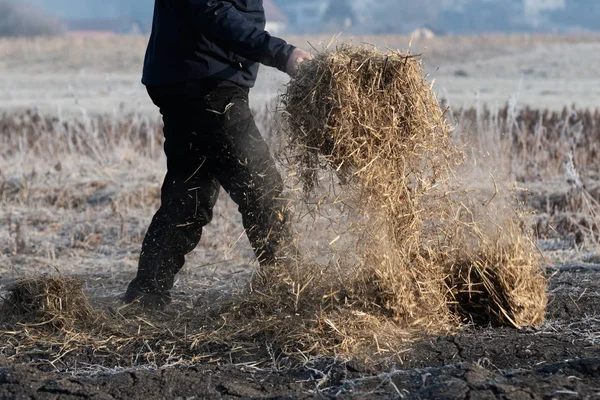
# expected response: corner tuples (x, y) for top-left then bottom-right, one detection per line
(187, 0), (295, 72)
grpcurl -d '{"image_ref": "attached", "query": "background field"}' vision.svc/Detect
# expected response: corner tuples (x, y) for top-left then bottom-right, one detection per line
(3, 34), (600, 115)
(0, 34), (599, 399)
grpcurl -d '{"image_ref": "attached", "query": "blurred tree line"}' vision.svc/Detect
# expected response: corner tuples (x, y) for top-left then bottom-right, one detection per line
(2, 0), (600, 38)
(355, 0), (526, 34)
(354, 0), (600, 34)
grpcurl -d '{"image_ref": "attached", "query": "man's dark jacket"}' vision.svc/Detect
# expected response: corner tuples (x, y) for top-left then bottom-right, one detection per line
(142, 0), (295, 88)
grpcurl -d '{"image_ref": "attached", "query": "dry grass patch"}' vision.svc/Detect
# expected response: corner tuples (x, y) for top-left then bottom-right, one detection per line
(2, 276), (93, 330)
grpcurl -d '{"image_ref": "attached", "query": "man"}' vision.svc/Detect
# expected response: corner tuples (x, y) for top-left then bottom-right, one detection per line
(124, 0), (313, 308)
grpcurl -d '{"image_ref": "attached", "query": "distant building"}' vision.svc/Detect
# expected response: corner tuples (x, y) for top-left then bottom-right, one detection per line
(273, 0), (329, 31)
(264, 0), (289, 34)
(322, 0), (356, 30)
(410, 27), (436, 39)
(274, 0), (360, 32)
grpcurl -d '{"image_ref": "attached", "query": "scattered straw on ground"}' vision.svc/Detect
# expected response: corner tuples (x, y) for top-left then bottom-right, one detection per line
(0, 44), (549, 366)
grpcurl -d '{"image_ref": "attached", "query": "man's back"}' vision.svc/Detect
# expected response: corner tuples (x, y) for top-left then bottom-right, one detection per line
(142, 0), (294, 88)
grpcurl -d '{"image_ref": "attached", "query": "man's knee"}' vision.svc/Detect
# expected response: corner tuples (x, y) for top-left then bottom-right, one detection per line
(160, 177), (219, 225)
(157, 192), (214, 228)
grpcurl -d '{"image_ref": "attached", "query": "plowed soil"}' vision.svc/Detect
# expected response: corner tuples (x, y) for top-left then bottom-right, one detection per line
(0, 262), (598, 400)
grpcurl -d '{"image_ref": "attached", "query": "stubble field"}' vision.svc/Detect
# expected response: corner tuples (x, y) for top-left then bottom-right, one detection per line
(0, 34), (599, 399)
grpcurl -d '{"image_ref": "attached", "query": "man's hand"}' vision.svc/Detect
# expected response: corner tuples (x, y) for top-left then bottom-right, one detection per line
(286, 48), (314, 77)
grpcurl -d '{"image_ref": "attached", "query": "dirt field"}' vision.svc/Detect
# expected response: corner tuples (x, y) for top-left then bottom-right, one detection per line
(0, 34), (599, 399)
(0, 263), (598, 399)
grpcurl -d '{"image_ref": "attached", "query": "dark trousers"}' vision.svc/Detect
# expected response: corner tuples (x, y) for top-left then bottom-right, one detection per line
(128, 80), (290, 295)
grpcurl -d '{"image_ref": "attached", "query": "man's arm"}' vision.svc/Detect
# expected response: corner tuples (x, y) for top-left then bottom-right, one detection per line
(188, 0), (306, 73)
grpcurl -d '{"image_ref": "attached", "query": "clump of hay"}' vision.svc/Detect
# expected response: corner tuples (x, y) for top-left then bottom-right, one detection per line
(242, 43), (549, 356)
(441, 197), (548, 327)
(283, 45), (461, 325)
(2, 276), (93, 330)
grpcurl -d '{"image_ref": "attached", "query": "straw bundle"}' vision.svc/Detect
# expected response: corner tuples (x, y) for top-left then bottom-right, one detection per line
(2, 276), (93, 330)
(282, 45), (452, 326)
(267, 43), (547, 353)
(443, 200), (548, 327)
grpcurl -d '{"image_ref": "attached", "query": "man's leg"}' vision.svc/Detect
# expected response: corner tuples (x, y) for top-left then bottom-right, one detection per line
(206, 82), (294, 265)
(125, 91), (220, 308)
